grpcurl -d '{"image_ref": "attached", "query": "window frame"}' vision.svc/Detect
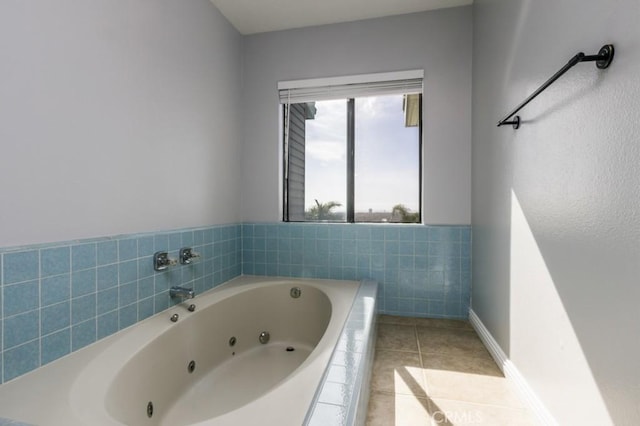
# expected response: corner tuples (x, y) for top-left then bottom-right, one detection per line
(280, 71), (424, 224)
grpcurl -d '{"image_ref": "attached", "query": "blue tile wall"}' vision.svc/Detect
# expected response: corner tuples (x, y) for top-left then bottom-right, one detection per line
(241, 223), (471, 319)
(0, 221), (470, 385)
(0, 224), (241, 384)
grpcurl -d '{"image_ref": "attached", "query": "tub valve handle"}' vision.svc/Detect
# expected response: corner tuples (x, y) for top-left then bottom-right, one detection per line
(179, 247), (200, 265)
(153, 251), (178, 271)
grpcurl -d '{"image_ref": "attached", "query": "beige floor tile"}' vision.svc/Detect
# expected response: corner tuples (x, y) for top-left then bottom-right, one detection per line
(368, 316), (537, 426)
(376, 323), (418, 352)
(417, 326), (490, 358)
(371, 350), (427, 397)
(366, 390), (433, 426)
(422, 353), (524, 408)
(378, 315), (474, 331)
(377, 314), (417, 326)
(421, 351), (502, 377)
(429, 398), (538, 426)
(412, 317), (474, 331)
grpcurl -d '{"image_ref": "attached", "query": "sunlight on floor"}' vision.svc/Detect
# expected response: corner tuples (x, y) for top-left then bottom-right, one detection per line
(366, 315), (538, 425)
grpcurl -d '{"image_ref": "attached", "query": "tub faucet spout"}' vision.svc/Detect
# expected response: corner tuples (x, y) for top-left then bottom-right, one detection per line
(170, 286), (195, 299)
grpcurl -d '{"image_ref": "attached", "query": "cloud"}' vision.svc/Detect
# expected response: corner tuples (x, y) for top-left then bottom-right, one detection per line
(305, 99), (347, 164)
(306, 140), (345, 162)
(354, 168), (419, 212)
(299, 95), (420, 212)
(356, 94), (403, 121)
(306, 99), (347, 141)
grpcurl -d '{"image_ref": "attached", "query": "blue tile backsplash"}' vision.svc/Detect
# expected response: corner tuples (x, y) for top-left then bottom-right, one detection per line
(0, 224), (241, 384)
(242, 223), (471, 319)
(0, 221), (470, 385)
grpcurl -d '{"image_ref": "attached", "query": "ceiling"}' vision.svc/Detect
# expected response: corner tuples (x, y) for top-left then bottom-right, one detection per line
(210, 0), (473, 35)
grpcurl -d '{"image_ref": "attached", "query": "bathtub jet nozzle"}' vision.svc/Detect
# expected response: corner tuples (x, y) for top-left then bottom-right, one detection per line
(259, 331), (270, 344)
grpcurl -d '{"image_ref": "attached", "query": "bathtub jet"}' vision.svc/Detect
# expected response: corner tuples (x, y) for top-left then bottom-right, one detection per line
(0, 276), (376, 426)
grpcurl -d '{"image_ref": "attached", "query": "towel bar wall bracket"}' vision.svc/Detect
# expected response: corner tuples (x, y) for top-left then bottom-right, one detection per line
(497, 44), (614, 129)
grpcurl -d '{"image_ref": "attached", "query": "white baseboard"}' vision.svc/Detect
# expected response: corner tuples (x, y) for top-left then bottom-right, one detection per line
(468, 309), (557, 426)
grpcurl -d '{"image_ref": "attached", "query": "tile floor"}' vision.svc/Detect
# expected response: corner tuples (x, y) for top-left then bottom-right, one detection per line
(366, 315), (539, 426)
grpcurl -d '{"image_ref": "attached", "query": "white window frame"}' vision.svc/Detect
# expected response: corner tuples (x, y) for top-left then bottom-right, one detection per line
(279, 70), (424, 223)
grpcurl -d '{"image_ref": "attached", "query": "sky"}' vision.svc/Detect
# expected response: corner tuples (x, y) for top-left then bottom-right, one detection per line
(304, 94), (420, 213)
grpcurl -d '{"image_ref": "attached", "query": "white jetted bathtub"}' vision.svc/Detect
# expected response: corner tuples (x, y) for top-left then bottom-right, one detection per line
(0, 276), (377, 426)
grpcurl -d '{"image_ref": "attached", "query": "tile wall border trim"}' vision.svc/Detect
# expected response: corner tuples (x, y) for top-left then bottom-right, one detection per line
(0, 223), (241, 254)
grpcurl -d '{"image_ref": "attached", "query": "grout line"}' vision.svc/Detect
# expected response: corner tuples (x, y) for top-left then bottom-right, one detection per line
(415, 323), (431, 402)
(428, 396), (536, 411)
(415, 324), (423, 361)
(371, 316), (538, 425)
(374, 347), (420, 355)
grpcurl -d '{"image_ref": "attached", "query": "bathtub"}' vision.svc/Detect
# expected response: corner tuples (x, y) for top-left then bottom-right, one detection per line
(0, 276), (377, 426)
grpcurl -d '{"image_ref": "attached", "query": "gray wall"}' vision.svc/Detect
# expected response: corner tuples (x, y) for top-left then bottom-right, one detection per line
(472, 0), (640, 423)
(0, 0), (243, 247)
(241, 7), (472, 224)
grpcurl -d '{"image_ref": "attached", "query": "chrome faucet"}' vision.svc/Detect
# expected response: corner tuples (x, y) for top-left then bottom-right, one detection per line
(179, 247), (200, 265)
(169, 286), (195, 299)
(153, 251), (178, 271)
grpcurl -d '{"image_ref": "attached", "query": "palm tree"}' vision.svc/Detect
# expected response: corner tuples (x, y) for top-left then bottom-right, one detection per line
(391, 204), (420, 223)
(306, 199), (343, 220)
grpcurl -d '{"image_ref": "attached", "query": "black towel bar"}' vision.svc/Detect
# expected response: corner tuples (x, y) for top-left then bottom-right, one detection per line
(497, 44), (614, 129)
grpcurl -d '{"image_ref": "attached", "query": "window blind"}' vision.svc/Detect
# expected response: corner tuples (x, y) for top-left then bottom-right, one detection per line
(278, 70), (423, 104)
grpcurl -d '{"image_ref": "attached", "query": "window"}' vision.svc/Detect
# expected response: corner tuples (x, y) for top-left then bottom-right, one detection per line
(280, 71), (422, 223)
